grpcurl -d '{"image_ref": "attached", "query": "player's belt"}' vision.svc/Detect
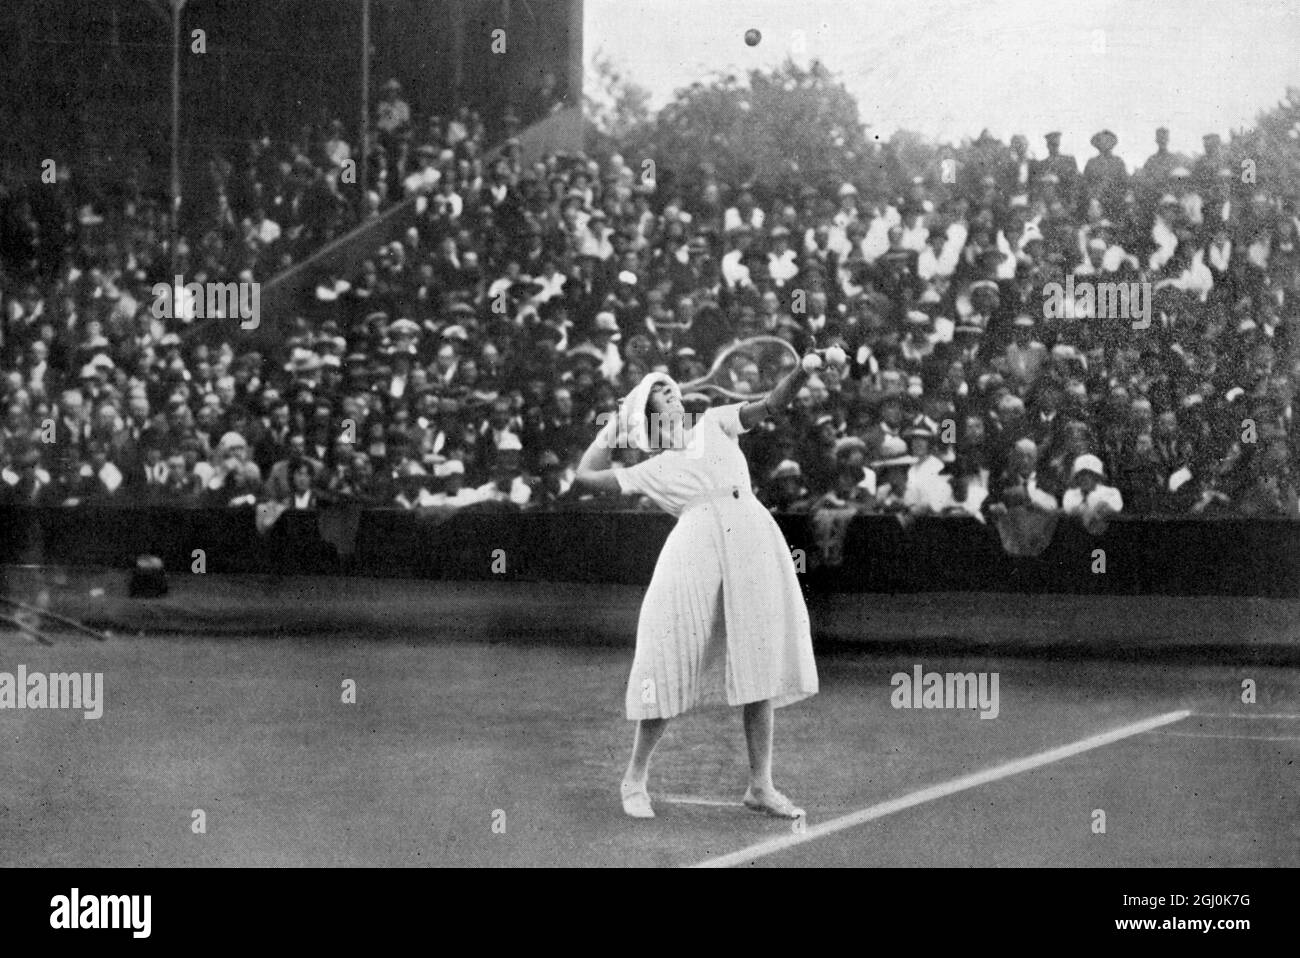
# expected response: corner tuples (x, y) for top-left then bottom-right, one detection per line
(683, 486), (755, 512)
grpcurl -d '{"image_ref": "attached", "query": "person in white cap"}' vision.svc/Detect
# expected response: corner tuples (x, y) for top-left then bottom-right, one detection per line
(574, 352), (833, 821)
(423, 458), (481, 511)
(1062, 454), (1123, 532)
(474, 431), (532, 507)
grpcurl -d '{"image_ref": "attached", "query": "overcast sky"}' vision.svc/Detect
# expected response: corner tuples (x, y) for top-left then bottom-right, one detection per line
(585, 0), (1300, 168)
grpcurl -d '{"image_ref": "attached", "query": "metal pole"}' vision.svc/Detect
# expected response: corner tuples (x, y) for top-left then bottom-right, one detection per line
(171, 0), (183, 273)
(360, 0), (371, 201)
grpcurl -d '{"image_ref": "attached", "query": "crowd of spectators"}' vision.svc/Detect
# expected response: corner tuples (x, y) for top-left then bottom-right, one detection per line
(3, 111), (1299, 524)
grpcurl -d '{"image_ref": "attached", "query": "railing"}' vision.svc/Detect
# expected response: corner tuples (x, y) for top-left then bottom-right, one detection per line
(3, 505), (1297, 597)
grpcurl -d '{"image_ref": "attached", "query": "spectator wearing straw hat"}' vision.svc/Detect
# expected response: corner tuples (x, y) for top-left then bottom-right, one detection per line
(835, 435), (878, 496)
(901, 422), (940, 478)
(868, 437), (908, 509)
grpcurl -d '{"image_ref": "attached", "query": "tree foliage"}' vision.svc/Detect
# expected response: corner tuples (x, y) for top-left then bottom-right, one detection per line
(590, 57), (1300, 211)
(596, 59), (885, 202)
(583, 49), (655, 153)
(1231, 86), (1300, 201)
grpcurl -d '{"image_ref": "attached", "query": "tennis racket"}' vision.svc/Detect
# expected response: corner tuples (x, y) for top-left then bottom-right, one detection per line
(679, 336), (800, 400)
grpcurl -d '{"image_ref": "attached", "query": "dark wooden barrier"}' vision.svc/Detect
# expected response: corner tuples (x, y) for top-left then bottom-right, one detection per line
(3, 505), (1298, 597)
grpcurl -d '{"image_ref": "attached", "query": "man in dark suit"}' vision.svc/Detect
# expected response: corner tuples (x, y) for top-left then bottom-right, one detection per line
(124, 436), (174, 505)
(999, 134), (1034, 198)
(1140, 127), (1182, 208)
(1082, 130), (1128, 220)
(1032, 132), (1080, 209)
(1192, 133), (1226, 197)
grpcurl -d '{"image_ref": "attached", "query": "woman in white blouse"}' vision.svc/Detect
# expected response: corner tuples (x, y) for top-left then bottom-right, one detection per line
(574, 363), (823, 820)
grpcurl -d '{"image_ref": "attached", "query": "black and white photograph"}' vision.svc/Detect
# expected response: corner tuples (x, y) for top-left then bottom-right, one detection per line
(0, 0), (1296, 915)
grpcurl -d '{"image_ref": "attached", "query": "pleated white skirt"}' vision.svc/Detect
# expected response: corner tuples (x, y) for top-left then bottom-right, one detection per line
(624, 491), (819, 720)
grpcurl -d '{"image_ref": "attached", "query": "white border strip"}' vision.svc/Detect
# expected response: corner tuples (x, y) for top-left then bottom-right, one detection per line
(1157, 731), (1300, 743)
(691, 709), (1190, 868)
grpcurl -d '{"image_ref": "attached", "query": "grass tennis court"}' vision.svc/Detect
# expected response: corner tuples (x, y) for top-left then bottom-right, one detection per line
(2, 571), (1297, 867)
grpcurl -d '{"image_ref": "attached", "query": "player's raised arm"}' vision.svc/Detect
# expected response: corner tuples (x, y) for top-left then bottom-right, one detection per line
(739, 347), (846, 430)
(573, 415), (623, 495)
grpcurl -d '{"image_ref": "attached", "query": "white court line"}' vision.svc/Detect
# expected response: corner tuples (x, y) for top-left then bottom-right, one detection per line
(690, 709), (1191, 869)
(1192, 713), (1300, 721)
(1156, 731), (1300, 743)
(660, 795), (746, 808)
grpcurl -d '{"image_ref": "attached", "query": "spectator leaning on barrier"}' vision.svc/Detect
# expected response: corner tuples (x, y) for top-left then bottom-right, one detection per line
(985, 438), (1059, 520)
(1062, 453), (1124, 533)
(475, 430), (532, 508)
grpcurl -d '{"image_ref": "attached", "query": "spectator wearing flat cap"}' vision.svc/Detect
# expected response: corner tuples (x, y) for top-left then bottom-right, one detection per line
(762, 459), (813, 514)
(1031, 132), (1080, 203)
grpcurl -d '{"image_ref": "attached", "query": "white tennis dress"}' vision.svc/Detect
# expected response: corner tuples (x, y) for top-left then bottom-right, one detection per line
(615, 403), (819, 720)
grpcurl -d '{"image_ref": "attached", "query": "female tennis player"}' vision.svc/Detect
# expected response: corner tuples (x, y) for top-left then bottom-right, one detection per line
(575, 353), (831, 820)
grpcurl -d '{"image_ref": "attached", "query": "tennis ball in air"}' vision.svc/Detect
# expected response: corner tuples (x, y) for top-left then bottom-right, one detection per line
(824, 345), (847, 367)
(801, 353), (822, 373)
(745, 28), (762, 46)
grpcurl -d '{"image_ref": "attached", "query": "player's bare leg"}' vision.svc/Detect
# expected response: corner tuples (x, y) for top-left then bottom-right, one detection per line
(621, 717), (669, 818)
(742, 699), (804, 819)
